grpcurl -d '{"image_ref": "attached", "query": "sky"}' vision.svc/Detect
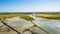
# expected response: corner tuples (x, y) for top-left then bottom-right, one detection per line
(0, 0), (60, 12)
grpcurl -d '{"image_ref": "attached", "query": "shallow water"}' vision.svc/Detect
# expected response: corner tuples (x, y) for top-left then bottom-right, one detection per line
(30, 15), (60, 34)
(0, 16), (60, 34)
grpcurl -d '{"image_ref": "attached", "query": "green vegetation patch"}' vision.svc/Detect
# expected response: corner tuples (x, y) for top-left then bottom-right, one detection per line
(20, 15), (34, 21)
(0, 13), (34, 21)
(0, 14), (29, 19)
(36, 14), (60, 20)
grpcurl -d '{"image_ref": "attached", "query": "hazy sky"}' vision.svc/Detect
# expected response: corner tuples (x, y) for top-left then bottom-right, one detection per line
(0, 0), (60, 12)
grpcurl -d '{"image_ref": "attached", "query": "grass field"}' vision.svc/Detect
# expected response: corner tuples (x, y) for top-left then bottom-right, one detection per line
(0, 14), (28, 19)
(0, 13), (60, 20)
(0, 14), (34, 21)
(36, 14), (60, 20)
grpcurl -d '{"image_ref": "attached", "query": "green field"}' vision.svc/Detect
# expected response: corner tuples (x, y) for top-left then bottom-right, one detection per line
(36, 14), (60, 20)
(0, 13), (60, 20)
(0, 13), (34, 21)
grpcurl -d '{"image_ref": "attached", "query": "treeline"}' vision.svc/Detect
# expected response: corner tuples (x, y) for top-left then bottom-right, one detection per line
(0, 12), (60, 14)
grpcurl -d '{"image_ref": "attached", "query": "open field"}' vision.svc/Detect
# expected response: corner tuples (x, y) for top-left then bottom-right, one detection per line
(0, 14), (29, 19)
(36, 14), (60, 20)
(0, 13), (60, 20)
(0, 13), (34, 21)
